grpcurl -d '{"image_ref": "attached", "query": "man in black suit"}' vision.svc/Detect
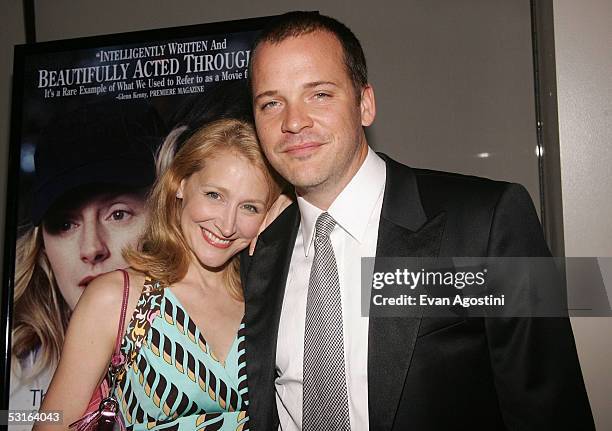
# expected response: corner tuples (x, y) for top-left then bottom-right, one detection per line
(244, 11), (593, 430)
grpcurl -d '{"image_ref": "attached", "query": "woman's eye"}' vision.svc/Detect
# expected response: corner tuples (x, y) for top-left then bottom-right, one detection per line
(206, 191), (221, 200)
(43, 215), (78, 235)
(45, 220), (77, 235)
(59, 221), (76, 232)
(243, 204), (259, 214)
(105, 207), (133, 222)
(110, 210), (129, 221)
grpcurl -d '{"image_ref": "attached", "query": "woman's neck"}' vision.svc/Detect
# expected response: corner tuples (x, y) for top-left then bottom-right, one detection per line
(182, 259), (228, 294)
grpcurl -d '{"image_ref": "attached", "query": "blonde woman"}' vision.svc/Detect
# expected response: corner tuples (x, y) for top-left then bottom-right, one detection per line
(10, 101), (162, 415)
(38, 119), (284, 430)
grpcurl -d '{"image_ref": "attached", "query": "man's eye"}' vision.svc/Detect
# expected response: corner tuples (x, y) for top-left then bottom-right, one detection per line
(314, 92), (330, 99)
(261, 101), (279, 110)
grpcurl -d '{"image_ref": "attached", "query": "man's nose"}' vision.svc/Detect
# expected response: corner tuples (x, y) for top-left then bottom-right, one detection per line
(79, 223), (110, 264)
(281, 102), (313, 134)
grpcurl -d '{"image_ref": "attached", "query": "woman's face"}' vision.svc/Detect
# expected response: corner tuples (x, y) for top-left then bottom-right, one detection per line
(177, 149), (270, 269)
(42, 188), (148, 310)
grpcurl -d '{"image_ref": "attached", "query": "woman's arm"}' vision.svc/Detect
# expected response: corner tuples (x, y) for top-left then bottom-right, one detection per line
(34, 270), (140, 430)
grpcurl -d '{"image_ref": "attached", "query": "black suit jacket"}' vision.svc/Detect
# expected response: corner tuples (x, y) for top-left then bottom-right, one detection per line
(242, 155), (594, 430)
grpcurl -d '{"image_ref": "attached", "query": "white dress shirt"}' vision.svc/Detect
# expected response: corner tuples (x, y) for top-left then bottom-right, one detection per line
(275, 148), (386, 430)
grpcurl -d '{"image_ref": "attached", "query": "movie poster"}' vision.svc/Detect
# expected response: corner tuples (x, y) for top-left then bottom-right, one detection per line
(2, 16), (271, 426)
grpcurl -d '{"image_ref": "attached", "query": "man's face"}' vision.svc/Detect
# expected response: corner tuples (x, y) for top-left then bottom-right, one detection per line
(251, 30), (375, 206)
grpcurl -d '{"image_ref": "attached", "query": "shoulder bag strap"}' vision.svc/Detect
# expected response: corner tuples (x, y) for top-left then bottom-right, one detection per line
(110, 269), (130, 368)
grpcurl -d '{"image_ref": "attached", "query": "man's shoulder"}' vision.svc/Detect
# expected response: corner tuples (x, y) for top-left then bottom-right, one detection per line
(413, 167), (514, 208)
(383, 154), (523, 216)
(382, 155), (546, 255)
(413, 166), (508, 191)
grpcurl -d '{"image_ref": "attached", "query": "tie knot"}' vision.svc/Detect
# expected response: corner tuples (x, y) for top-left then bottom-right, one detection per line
(314, 212), (336, 239)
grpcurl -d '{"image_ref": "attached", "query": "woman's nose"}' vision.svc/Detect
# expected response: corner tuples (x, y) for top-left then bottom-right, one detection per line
(79, 222), (110, 264)
(215, 205), (237, 238)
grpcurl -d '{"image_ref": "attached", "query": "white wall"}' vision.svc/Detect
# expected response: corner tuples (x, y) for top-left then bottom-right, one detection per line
(554, 0), (612, 429)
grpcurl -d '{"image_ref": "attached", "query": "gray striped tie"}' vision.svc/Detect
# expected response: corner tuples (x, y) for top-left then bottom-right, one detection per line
(303, 212), (351, 430)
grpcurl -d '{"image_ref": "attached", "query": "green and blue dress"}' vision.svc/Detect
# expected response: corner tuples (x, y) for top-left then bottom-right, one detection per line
(114, 277), (249, 430)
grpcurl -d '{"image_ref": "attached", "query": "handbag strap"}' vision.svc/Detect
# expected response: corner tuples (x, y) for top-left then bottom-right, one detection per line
(110, 269), (130, 368)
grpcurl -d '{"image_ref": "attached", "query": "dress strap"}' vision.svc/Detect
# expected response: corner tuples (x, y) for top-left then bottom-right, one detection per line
(121, 276), (165, 366)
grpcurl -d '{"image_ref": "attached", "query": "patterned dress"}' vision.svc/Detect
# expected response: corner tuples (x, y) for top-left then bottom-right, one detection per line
(113, 277), (249, 430)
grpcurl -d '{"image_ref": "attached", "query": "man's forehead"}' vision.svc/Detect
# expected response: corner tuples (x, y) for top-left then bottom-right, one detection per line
(252, 31), (345, 81)
(256, 30), (342, 59)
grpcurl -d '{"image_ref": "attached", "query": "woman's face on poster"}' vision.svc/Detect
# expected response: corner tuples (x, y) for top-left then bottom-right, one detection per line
(41, 188), (148, 310)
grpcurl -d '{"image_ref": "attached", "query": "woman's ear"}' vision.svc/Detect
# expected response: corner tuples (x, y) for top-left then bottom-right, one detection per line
(176, 179), (185, 199)
(38, 227), (47, 254)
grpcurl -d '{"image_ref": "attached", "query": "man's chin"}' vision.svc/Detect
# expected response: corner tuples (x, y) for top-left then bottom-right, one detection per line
(275, 160), (323, 181)
(289, 175), (329, 194)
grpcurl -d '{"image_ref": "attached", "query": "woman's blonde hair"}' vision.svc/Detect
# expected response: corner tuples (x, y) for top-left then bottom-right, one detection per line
(12, 226), (70, 378)
(125, 118), (283, 299)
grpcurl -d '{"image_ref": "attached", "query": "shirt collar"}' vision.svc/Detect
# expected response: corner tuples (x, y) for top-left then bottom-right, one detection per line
(297, 147), (386, 257)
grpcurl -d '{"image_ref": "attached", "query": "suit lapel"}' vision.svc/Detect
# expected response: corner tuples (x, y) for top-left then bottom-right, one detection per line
(368, 155), (446, 431)
(243, 203), (300, 431)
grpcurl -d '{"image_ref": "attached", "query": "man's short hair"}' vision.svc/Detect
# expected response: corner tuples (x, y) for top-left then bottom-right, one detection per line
(250, 11), (368, 96)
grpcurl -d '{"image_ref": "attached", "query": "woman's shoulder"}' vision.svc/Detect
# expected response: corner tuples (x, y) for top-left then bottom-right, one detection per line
(69, 268), (150, 347)
(78, 268), (147, 312)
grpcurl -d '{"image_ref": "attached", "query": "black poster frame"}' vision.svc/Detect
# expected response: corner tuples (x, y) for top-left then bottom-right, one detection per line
(1, 14), (275, 409)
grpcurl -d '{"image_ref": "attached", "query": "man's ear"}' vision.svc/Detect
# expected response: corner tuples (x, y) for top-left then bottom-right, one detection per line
(360, 84), (376, 127)
(176, 179), (185, 199)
